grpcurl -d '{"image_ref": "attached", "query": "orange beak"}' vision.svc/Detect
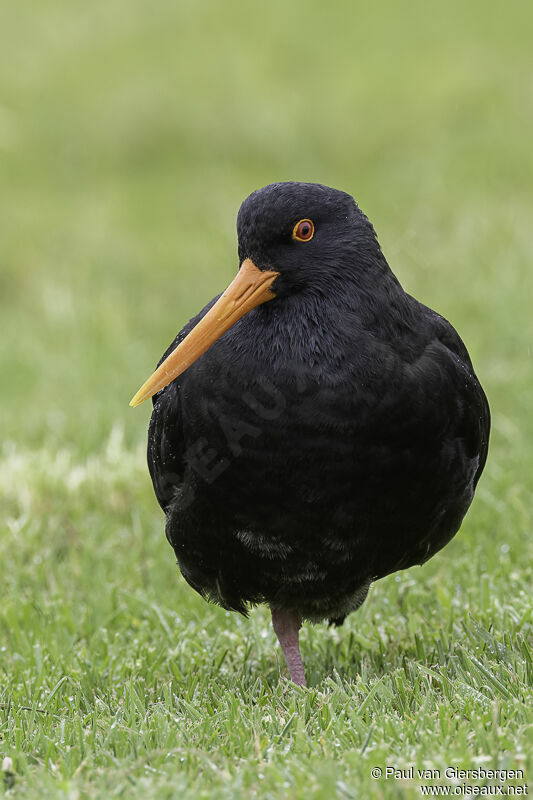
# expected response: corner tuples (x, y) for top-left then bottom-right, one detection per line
(129, 258), (279, 407)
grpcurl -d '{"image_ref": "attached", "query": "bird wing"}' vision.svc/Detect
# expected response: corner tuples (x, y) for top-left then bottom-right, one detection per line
(430, 308), (491, 488)
(147, 296), (220, 512)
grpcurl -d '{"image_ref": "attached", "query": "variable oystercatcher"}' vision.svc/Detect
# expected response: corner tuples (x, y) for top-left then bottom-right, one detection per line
(130, 182), (490, 686)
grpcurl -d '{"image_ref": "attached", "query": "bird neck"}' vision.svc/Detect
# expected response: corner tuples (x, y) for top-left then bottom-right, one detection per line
(228, 264), (407, 372)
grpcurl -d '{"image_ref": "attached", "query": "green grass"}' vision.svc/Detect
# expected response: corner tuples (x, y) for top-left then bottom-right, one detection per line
(1, 0), (532, 797)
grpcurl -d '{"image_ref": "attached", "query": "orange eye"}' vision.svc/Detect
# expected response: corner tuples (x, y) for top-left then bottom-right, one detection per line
(292, 219), (314, 242)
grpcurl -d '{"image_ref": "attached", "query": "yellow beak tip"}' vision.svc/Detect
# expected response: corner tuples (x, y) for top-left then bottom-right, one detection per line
(129, 393), (144, 408)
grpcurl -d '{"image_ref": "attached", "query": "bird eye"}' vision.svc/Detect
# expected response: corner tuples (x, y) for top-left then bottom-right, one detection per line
(292, 219), (315, 242)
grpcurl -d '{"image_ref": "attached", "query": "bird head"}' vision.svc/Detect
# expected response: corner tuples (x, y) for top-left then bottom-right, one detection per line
(236, 181), (379, 298)
(130, 182), (383, 407)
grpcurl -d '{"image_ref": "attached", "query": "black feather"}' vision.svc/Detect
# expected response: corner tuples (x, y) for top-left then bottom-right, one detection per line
(147, 182), (490, 623)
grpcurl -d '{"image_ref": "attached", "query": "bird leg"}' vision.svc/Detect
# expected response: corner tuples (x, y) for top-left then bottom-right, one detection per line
(271, 608), (306, 686)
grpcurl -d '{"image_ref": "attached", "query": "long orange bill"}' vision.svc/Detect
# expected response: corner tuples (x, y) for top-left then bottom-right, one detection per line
(129, 258), (279, 407)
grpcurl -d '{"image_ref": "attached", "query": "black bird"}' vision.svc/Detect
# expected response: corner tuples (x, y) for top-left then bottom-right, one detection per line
(130, 182), (490, 686)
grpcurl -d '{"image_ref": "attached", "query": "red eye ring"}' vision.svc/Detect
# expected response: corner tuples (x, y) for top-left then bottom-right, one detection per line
(292, 219), (314, 242)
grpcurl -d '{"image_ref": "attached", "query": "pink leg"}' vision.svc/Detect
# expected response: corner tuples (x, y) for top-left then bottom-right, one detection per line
(271, 608), (307, 686)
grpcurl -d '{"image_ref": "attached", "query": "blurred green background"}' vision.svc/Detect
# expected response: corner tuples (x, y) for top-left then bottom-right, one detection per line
(1, 0), (531, 455)
(1, 0), (532, 796)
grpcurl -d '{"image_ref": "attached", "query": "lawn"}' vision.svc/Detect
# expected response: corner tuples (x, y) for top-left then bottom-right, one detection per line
(1, 0), (532, 797)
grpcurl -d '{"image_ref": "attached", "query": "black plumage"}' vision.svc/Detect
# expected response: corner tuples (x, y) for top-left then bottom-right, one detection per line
(138, 182), (490, 685)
